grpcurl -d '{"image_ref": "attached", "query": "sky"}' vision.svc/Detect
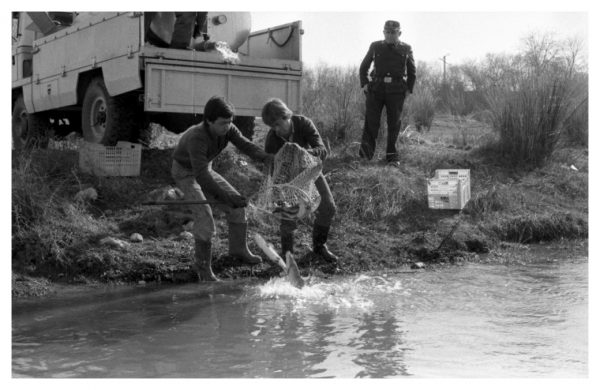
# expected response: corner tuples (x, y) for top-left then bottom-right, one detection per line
(251, 11), (588, 69)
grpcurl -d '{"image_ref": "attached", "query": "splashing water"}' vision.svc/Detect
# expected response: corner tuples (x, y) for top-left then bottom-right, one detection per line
(215, 41), (240, 64)
(246, 273), (408, 313)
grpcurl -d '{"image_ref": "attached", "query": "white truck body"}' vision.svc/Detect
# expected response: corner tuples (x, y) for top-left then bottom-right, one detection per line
(11, 12), (303, 144)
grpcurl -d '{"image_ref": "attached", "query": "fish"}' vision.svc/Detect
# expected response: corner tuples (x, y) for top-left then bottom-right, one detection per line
(285, 252), (305, 289)
(254, 233), (305, 289)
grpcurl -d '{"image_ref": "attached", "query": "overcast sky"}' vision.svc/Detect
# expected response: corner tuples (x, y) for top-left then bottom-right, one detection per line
(251, 11), (588, 69)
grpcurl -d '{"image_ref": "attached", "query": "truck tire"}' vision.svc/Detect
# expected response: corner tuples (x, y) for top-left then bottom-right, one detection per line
(12, 95), (51, 149)
(233, 116), (256, 140)
(81, 77), (141, 145)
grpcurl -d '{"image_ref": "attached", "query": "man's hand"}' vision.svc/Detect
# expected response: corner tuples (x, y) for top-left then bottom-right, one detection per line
(228, 194), (248, 208)
(362, 84), (369, 95)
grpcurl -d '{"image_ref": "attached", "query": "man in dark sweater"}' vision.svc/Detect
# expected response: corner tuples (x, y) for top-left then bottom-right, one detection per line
(262, 98), (338, 264)
(172, 96), (274, 281)
(359, 20), (416, 164)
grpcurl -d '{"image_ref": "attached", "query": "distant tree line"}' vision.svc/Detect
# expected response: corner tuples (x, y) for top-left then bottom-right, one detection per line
(302, 32), (588, 167)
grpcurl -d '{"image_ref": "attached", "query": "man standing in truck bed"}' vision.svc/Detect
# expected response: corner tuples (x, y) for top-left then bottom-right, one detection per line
(359, 20), (416, 165)
(171, 96), (274, 281)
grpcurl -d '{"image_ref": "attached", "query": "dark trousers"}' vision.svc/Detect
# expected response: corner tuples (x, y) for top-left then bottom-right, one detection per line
(359, 86), (407, 162)
(280, 174), (336, 234)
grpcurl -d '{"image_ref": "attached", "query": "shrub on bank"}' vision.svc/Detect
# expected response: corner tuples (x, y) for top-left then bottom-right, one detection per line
(12, 150), (112, 275)
(486, 75), (573, 167)
(409, 88), (436, 132)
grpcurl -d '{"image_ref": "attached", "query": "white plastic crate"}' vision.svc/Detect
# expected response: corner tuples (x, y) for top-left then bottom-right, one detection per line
(434, 169), (471, 200)
(79, 141), (142, 176)
(428, 169), (471, 209)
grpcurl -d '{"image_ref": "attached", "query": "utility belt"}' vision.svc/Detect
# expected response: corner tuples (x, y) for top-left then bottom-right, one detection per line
(372, 76), (404, 84)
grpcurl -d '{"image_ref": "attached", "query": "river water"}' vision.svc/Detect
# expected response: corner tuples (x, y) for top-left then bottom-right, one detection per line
(12, 245), (587, 378)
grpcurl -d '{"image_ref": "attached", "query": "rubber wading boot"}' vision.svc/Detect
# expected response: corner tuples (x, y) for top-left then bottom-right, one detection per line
(281, 231), (294, 257)
(229, 222), (262, 265)
(312, 223), (339, 263)
(194, 239), (221, 282)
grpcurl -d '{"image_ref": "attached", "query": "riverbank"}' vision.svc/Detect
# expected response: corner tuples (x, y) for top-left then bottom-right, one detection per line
(12, 115), (588, 297)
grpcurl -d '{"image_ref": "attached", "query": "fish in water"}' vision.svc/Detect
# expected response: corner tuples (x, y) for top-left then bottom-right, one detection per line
(285, 252), (305, 289)
(254, 233), (306, 289)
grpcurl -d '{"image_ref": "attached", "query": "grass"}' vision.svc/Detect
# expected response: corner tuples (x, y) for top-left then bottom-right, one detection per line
(11, 114), (588, 296)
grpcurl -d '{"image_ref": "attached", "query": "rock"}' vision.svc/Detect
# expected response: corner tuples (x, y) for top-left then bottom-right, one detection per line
(465, 239), (490, 253)
(166, 187), (184, 200)
(146, 186), (184, 202)
(411, 262), (425, 269)
(130, 233), (143, 243)
(179, 231), (194, 240)
(100, 237), (129, 249)
(74, 187), (98, 202)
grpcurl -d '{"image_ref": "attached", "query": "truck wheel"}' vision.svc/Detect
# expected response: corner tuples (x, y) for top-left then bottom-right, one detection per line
(82, 77), (141, 145)
(12, 95), (51, 149)
(233, 116), (256, 140)
(12, 96), (28, 149)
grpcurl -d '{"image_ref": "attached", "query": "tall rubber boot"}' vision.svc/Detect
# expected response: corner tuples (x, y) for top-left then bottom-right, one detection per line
(281, 231), (294, 257)
(194, 239), (221, 282)
(228, 222), (263, 265)
(312, 223), (339, 263)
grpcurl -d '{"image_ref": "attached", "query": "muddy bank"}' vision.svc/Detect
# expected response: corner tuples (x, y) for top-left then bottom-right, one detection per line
(12, 121), (588, 297)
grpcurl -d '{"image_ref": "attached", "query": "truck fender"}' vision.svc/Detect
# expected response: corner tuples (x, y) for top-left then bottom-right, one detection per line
(102, 56), (142, 97)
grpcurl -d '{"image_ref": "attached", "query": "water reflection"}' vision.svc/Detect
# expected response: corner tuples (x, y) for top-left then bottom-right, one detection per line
(12, 253), (587, 378)
(351, 311), (409, 377)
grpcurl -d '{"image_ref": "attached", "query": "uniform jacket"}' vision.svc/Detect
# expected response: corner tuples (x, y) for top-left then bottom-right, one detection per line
(172, 121), (268, 199)
(264, 115), (328, 161)
(359, 40), (416, 93)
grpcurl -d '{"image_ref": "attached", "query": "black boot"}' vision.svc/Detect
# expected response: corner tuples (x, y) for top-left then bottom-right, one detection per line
(312, 223), (339, 263)
(281, 231), (294, 257)
(194, 239), (221, 282)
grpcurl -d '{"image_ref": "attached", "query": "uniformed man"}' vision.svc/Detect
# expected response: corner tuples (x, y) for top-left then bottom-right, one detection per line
(359, 20), (416, 164)
(171, 96), (275, 281)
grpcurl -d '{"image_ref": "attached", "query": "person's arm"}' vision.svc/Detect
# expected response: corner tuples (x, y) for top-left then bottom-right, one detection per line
(359, 42), (376, 88)
(264, 129), (282, 155)
(228, 125), (270, 162)
(300, 117), (328, 160)
(406, 44), (416, 93)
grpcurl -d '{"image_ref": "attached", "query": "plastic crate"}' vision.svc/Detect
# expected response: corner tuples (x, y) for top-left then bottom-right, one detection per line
(428, 169), (471, 209)
(434, 169), (471, 200)
(79, 141), (142, 176)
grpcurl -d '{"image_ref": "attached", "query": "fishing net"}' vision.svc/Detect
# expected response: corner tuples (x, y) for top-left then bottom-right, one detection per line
(252, 142), (322, 221)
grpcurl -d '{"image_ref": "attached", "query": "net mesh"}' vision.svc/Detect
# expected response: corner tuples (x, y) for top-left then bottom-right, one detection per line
(252, 142), (322, 220)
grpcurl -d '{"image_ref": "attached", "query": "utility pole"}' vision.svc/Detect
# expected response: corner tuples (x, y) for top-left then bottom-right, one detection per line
(440, 53), (450, 83)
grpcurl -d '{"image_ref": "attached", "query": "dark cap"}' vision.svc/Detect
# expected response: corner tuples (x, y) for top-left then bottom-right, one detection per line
(384, 20), (400, 31)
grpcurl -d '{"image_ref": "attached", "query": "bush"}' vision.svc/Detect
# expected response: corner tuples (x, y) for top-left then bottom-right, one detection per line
(563, 95), (588, 147)
(302, 63), (364, 145)
(409, 88), (436, 132)
(12, 150), (110, 275)
(485, 75), (573, 167)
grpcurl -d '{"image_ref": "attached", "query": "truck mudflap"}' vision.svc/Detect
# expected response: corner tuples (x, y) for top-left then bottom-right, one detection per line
(144, 59), (302, 116)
